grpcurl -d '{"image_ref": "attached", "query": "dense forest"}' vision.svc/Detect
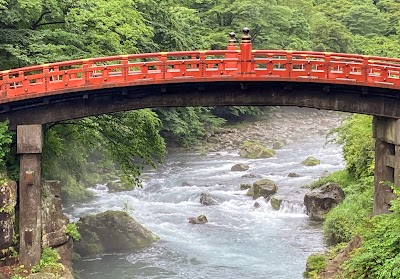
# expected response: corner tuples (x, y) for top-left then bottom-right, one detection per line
(1, 0), (400, 278)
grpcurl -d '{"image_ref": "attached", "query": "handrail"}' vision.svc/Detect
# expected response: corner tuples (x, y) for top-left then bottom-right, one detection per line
(1, 49), (400, 104)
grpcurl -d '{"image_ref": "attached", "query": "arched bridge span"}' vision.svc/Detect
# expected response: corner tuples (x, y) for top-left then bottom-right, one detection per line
(5, 30), (400, 270)
(2, 46), (400, 128)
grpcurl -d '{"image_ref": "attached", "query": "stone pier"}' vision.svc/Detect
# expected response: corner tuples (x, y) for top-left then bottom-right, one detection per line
(17, 125), (43, 268)
(373, 116), (400, 214)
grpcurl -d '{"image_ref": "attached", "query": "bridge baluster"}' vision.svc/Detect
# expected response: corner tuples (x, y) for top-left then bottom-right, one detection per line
(286, 52), (293, 78)
(239, 27), (254, 76)
(362, 56), (369, 83)
(122, 56), (128, 82)
(324, 53), (331, 80)
(199, 52), (206, 77)
(82, 61), (91, 85)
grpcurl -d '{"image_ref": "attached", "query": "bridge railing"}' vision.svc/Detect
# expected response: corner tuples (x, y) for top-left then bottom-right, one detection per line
(2, 32), (400, 104)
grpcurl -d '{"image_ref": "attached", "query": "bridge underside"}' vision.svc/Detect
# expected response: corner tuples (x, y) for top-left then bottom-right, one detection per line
(2, 81), (400, 129)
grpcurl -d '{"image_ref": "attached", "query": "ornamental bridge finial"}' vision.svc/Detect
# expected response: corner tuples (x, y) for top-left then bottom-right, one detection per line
(242, 27), (251, 43)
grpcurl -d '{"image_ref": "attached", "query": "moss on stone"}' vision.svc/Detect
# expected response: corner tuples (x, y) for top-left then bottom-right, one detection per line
(75, 211), (158, 257)
(301, 156), (321, 166)
(239, 141), (275, 159)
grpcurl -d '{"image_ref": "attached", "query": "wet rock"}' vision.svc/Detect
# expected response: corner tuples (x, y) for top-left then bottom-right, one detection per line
(304, 183), (345, 221)
(0, 180), (17, 258)
(254, 201), (261, 209)
(288, 172), (301, 178)
(239, 141), (275, 159)
(270, 196), (283, 210)
(106, 180), (134, 192)
(301, 156), (321, 166)
(189, 215), (208, 224)
(272, 141), (285, 150)
(240, 183), (252, 190)
(74, 210), (159, 257)
(42, 181), (70, 248)
(248, 179), (278, 200)
(207, 136), (219, 143)
(199, 193), (218, 206)
(182, 181), (194, 187)
(241, 173), (262, 178)
(231, 164), (249, 172)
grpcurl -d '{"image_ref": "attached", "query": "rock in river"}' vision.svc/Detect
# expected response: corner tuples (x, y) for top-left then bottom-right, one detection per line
(200, 193), (218, 205)
(189, 215), (208, 224)
(239, 141), (275, 159)
(231, 163), (250, 172)
(247, 178), (278, 200)
(74, 210), (159, 257)
(301, 156), (321, 166)
(304, 183), (345, 221)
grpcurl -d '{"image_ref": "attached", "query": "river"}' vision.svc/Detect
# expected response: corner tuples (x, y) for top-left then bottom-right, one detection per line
(69, 108), (345, 279)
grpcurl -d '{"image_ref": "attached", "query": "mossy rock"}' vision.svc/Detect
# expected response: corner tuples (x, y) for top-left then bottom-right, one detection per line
(106, 181), (134, 192)
(239, 141), (276, 159)
(252, 179), (278, 199)
(246, 187), (254, 197)
(189, 215), (208, 224)
(75, 211), (159, 257)
(270, 196), (283, 210)
(301, 156), (321, 166)
(240, 183), (252, 190)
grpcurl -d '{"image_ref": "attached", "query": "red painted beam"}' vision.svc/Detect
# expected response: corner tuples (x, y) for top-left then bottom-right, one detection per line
(1, 49), (400, 105)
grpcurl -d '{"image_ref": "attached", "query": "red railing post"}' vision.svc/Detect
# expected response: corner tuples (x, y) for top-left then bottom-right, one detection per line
(362, 56), (369, 83)
(239, 27), (254, 76)
(324, 53), (331, 80)
(226, 32), (238, 69)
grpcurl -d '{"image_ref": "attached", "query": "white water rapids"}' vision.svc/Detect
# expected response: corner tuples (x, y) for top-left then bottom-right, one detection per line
(69, 113), (345, 279)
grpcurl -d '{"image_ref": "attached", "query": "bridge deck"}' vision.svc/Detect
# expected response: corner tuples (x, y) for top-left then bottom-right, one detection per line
(1, 50), (400, 104)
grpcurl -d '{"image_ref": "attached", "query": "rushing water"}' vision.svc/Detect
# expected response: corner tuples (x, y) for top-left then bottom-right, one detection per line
(69, 127), (344, 279)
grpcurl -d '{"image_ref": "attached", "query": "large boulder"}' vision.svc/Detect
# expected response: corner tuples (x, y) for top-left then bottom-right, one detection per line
(247, 179), (278, 200)
(199, 193), (218, 206)
(304, 183), (345, 221)
(0, 180), (17, 259)
(239, 141), (275, 159)
(74, 211), (158, 257)
(301, 156), (321, 166)
(230, 164), (249, 172)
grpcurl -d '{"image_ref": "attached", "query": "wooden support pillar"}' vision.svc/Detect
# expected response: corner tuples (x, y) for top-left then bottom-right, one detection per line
(17, 125), (43, 269)
(373, 116), (399, 214)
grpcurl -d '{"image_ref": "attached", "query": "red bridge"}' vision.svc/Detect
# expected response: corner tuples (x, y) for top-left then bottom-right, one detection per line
(2, 31), (400, 128)
(4, 30), (400, 270)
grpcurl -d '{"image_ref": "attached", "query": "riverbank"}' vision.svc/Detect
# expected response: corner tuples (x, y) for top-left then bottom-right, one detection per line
(202, 106), (347, 153)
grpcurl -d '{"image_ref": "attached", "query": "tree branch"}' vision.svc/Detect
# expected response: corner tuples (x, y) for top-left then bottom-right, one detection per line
(31, 11), (66, 30)
(31, 11), (52, 30)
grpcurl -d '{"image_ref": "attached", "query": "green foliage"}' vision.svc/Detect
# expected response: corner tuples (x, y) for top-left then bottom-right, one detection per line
(343, 191), (400, 278)
(43, 109), (166, 204)
(0, 121), (12, 173)
(32, 247), (63, 274)
(157, 107), (225, 146)
(309, 170), (354, 190)
(65, 222), (81, 241)
(329, 114), (374, 179)
(304, 254), (327, 278)
(323, 185), (373, 244)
